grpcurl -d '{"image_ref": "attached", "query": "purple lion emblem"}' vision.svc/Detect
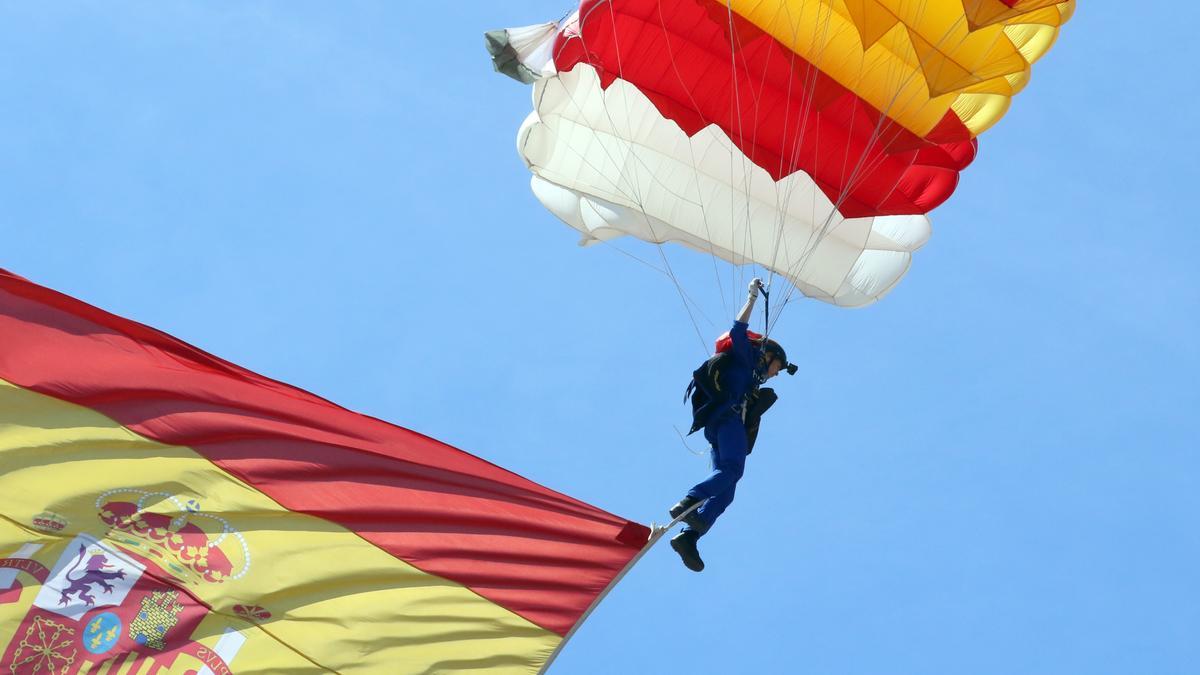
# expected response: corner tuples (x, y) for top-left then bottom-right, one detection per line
(57, 545), (126, 607)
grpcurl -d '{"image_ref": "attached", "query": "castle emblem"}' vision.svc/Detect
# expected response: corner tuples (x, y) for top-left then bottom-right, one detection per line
(129, 590), (185, 650)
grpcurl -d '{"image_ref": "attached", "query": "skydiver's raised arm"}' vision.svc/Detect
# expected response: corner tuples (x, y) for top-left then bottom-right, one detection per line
(735, 278), (762, 325)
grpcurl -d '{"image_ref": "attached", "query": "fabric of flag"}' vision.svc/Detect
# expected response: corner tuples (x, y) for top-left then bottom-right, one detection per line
(0, 269), (650, 674)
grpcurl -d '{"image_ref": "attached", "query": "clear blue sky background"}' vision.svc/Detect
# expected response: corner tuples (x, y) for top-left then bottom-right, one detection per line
(2, 3), (1197, 674)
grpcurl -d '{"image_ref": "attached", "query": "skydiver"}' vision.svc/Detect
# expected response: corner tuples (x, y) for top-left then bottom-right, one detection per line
(668, 278), (794, 572)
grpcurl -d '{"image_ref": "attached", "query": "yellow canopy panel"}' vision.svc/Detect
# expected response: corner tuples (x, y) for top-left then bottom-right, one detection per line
(729, 0), (1075, 136)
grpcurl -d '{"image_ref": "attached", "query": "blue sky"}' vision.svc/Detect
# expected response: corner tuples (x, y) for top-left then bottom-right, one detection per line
(2, 3), (1197, 674)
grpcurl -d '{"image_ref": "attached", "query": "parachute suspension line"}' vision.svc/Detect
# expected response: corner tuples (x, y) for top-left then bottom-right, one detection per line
(744, 2), (784, 299)
(526, 65), (719, 329)
(545, 5), (720, 343)
(762, 48), (795, 302)
(757, 0), (844, 327)
(763, 5), (819, 303)
(572, 238), (724, 336)
(655, 0), (736, 319)
(541, 28), (728, 338)
(774, 8), (975, 315)
(767, 294), (794, 336)
(750, 2), (812, 310)
(718, 5), (849, 331)
(690, 0), (870, 326)
(772, 0), (841, 299)
(721, 0), (846, 329)
(673, 424), (710, 457)
(567, 1), (833, 339)
(792, 0), (859, 284)
(604, 0), (715, 352)
(668, 0), (845, 333)
(724, 0), (756, 310)
(743, 0), (970, 321)
(748, 1), (787, 299)
(723, 0), (800, 313)
(516, 122), (720, 337)
(559, 1), (718, 354)
(536, 501), (705, 675)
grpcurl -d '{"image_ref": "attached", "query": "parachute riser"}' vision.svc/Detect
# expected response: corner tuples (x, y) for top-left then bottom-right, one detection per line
(758, 281), (770, 341)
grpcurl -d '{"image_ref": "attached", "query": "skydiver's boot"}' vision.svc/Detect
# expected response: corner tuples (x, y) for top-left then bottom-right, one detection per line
(669, 530), (704, 572)
(669, 496), (706, 532)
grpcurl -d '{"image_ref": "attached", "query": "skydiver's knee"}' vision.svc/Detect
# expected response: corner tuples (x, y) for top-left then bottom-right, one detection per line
(721, 461), (744, 482)
(731, 464), (745, 481)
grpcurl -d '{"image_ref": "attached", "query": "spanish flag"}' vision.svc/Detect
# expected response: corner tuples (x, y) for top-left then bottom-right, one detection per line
(0, 269), (649, 674)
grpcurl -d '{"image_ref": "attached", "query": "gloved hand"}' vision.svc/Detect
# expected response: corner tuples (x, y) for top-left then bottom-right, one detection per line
(748, 278), (763, 298)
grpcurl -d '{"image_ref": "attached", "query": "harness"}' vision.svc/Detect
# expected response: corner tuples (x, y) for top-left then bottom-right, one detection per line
(683, 351), (748, 435)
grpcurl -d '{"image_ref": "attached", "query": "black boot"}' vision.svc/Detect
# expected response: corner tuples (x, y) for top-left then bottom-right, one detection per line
(669, 496), (706, 532)
(670, 530), (704, 572)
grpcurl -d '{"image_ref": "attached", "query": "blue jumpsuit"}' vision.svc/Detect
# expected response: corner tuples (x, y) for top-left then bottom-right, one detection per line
(685, 320), (759, 537)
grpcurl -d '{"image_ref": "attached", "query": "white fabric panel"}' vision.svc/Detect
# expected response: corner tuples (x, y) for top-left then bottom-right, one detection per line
(499, 21), (563, 80)
(516, 65), (933, 307)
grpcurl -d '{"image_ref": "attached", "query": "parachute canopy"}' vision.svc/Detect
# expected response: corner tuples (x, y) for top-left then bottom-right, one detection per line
(490, 0), (1074, 306)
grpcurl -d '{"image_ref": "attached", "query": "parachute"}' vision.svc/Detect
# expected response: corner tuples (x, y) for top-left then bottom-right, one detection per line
(489, 0), (1074, 307)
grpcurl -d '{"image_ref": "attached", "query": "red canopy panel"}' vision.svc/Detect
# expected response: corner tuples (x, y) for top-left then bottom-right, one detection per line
(554, 0), (978, 217)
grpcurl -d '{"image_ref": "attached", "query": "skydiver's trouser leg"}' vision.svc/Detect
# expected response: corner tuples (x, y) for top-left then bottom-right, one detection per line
(684, 416), (747, 536)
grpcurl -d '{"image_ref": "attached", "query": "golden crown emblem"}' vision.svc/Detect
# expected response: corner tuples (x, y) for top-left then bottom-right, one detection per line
(94, 489), (250, 585)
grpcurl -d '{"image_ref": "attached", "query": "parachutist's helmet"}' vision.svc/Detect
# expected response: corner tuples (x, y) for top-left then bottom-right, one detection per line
(760, 338), (796, 376)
